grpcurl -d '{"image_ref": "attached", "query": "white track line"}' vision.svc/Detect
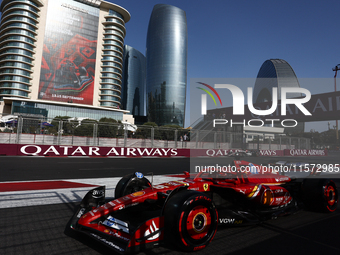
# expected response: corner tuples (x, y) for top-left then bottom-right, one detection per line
(0, 176), (182, 209)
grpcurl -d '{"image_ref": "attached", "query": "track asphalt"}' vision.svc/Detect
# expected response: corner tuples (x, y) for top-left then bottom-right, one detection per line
(0, 156), (339, 254)
(0, 175), (181, 209)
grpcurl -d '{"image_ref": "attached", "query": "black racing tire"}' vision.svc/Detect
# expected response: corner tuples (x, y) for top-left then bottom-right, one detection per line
(302, 178), (338, 212)
(114, 172), (151, 199)
(164, 190), (218, 252)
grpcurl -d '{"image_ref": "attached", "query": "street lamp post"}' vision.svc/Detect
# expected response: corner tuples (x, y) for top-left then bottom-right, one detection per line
(332, 64), (340, 143)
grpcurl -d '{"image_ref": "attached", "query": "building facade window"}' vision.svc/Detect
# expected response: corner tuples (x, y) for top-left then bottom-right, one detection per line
(11, 100), (124, 121)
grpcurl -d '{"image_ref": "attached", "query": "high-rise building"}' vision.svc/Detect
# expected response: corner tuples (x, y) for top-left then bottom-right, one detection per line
(146, 4), (187, 127)
(253, 59), (304, 133)
(121, 45), (146, 120)
(0, 0), (131, 121)
(253, 59), (302, 102)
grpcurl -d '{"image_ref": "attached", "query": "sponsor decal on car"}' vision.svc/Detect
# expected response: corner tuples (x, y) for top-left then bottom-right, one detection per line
(173, 180), (190, 186)
(106, 216), (129, 227)
(102, 219), (129, 233)
(219, 218), (243, 224)
(219, 218), (235, 224)
(90, 233), (124, 252)
(131, 191), (145, 197)
(203, 183), (209, 191)
(144, 220), (160, 241)
(92, 189), (105, 199)
(103, 229), (130, 242)
(76, 208), (85, 218)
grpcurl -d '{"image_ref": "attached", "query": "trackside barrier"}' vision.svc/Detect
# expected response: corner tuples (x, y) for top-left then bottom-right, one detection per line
(0, 144), (327, 157)
(0, 144), (189, 157)
(0, 115), (311, 150)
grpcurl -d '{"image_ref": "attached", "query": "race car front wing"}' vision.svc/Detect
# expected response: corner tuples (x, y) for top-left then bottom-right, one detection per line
(68, 186), (165, 254)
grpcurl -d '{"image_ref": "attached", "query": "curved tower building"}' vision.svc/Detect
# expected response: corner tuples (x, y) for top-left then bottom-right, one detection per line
(99, 5), (128, 109)
(0, 0), (43, 100)
(253, 59), (304, 133)
(146, 4), (187, 127)
(122, 45), (146, 117)
(253, 59), (301, 103)
(0, 0), (132, 122)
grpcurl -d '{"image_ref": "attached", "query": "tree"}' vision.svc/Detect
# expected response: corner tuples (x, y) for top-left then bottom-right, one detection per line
(50, 116), (72, 135)
(134, 122), (157, 139)
(142, 122), (158, 127)
(74, 120), (97, 137)
(98, 118), (119, 138)
(159, 124), (182, 141)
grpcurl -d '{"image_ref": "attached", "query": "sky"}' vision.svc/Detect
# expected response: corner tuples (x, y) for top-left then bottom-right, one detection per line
(108, 0), (340, 131)
(2, 0), (339, 131)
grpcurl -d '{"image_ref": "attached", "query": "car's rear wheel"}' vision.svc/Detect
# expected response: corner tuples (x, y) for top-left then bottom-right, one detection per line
(164, 190), (218, 251)
(302, 178), (338, 212)
(115, 172), (151, 198)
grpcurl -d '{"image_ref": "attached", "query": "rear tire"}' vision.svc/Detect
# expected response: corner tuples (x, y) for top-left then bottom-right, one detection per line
(164, 190), (218, 252)
(302, 178), (338, 212)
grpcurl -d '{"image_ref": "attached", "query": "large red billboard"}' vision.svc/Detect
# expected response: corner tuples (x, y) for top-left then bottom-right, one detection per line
(38, 0), (99, 105)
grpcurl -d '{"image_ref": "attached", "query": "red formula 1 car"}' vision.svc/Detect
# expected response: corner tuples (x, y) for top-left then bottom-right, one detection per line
(68, 160), (338, 254)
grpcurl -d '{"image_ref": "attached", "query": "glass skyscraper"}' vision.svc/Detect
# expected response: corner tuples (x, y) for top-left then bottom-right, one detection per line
(122, 45), (146, 117)
(146, 4), (187, 127)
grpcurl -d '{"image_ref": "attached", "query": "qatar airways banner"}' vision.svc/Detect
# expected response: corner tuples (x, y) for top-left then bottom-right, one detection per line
(190, 149), (326, 157)
(258, 150), (284, 157)
(0, 144), (189, 157)
(0, 145), (327, 157)
(259, 149), (327, 157)
(284, 149), (328, 157)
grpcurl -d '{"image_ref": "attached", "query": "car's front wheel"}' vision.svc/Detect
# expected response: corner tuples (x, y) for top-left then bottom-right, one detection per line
(164, 190), (218, 251)
(114, 172), (151, 199)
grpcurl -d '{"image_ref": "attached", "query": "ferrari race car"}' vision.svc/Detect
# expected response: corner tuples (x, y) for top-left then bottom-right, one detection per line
(68, 159), (338, 254)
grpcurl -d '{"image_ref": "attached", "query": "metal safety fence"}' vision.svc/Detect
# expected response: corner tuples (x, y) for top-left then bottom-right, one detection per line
(0, 116), (310, 149)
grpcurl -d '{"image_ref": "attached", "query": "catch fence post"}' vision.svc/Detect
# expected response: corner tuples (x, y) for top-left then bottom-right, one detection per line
(174, 129), (178, 148)
(124, 123), (127, 147)
(93, 123), (98, 146)
(151, 127), (154, 148)
(15, 116), (23, 144)
(57, 120), (63, 145)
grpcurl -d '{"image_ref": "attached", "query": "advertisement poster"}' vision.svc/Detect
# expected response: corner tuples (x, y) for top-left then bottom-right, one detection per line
(38, 0), (99, 105)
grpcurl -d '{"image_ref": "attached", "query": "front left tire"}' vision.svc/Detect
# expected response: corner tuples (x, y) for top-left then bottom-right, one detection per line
(164, 190), (218, 252)
(115, 172), (151, 199)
